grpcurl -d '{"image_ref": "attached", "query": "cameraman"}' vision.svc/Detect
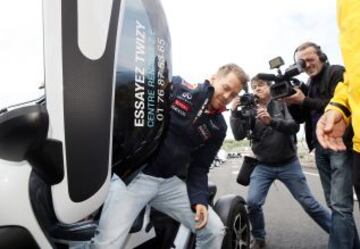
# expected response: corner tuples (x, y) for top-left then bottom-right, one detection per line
(285, 42), (360, 249)
(231, 76), (330, 249)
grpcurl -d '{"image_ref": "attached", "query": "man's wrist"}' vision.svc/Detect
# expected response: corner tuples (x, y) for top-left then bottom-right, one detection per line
(191, 203), (208, 212)
(269, 118), (277, 127)
(302, 97), (312, 108)
(325, 103), (351, 126)
(328, 102), (351, 117)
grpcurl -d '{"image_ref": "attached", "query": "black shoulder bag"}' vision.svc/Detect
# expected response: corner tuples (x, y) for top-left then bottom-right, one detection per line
(236, 156), (258, 186)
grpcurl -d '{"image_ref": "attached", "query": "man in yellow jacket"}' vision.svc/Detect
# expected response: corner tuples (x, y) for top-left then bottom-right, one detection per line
(316, 0), (360, 202)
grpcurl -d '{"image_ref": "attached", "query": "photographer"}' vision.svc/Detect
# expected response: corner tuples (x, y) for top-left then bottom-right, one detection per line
(285, 42), (360, 249)
(231, 76), (331, 249)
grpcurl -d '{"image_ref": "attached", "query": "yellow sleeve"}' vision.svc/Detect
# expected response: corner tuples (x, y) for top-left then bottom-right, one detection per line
(335, 0), (360, 152)
(337, 0), (360, 97)
(325, 81), (351, 126)
(328, 0), (360, 126)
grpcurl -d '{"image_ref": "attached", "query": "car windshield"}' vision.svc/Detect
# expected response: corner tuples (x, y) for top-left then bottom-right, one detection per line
(0, 1), (44, 108)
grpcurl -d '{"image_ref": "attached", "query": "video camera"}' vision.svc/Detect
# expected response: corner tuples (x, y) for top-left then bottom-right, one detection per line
(257, 56), (305, 99)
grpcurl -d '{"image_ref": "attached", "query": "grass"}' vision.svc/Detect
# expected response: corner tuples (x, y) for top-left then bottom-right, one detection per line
(221, 139), (250, 152)
(222, 139), (315, 167)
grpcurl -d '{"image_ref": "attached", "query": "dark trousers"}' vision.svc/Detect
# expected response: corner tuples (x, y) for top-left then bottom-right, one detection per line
(353, 151), (360, 210)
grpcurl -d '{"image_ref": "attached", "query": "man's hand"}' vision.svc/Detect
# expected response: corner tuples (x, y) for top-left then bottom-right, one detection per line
(231, 96), (241, 111)
(284, 88), (305, 105)
(316, 110), (347, 151)
(256, 105), (272, 125)
(194, 204), (208, 230)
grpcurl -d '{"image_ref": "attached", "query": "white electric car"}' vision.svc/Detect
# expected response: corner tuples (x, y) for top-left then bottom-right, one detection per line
(0, 1), (250, 248)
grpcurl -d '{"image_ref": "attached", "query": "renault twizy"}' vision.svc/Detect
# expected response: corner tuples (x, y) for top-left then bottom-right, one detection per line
(0, 0), (250, 248)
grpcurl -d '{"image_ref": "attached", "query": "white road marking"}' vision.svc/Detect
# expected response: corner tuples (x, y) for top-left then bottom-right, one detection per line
(303, 171), (319, 177)
(231, 170), (319, 176)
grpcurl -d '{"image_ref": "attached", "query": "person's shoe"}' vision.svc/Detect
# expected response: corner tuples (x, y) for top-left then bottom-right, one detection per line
(250, 238), (266, 249)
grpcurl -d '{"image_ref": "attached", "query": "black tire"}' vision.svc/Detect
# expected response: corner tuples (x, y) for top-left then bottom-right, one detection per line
(214, 195), (250, 249)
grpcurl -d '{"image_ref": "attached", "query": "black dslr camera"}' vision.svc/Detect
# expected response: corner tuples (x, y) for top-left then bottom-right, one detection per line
(236, 92), (258, 139)
(257, 56), (305, 99)
(238, 93), (258, 120)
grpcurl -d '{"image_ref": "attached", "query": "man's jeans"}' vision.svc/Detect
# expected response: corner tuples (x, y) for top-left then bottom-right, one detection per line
(89, 173), (225, 249)
(247, 158), (331, 240)
(315, 143), (360, 249)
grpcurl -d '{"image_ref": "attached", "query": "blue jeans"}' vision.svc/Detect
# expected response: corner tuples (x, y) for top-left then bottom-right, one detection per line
(315, 143), (360, 249)
(247, 158), (331, 240)
(89, 173), (225, 249)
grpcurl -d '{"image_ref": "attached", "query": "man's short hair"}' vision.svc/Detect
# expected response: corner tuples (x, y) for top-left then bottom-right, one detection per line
(216, 63), (249, 88)
(294, 41), (328, 63)
(251, 75), (271, 86)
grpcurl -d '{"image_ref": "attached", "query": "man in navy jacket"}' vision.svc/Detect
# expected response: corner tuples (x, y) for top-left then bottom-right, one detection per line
(90, 63), (249, 249)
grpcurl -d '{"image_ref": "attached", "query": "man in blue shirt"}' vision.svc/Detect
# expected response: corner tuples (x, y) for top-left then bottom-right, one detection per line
(91, 63), (249, 249)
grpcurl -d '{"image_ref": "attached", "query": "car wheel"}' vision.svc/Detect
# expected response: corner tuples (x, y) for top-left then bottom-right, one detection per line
(214, 195), (250, 249)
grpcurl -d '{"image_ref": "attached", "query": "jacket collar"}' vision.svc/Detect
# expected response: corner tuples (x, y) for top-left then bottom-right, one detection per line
(310, 63), (327, 82)
(203, 80), (226, 114)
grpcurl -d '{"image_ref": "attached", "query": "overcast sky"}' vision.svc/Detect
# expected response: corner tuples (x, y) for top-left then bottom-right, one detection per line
(161, 0), (340, 81)
(161, 0), (340, 139)
(0, 0), (340, 138)
(0, 1), (43, 107)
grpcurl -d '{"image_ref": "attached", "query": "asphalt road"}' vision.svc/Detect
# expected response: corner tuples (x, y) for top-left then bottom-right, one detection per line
(209, 157), (360, 249)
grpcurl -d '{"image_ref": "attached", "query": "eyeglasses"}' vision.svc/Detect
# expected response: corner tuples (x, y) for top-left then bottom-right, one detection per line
(251, 81), (267, 90)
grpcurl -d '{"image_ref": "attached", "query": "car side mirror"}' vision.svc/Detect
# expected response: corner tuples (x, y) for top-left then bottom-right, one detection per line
(0, 104), (49, 162)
